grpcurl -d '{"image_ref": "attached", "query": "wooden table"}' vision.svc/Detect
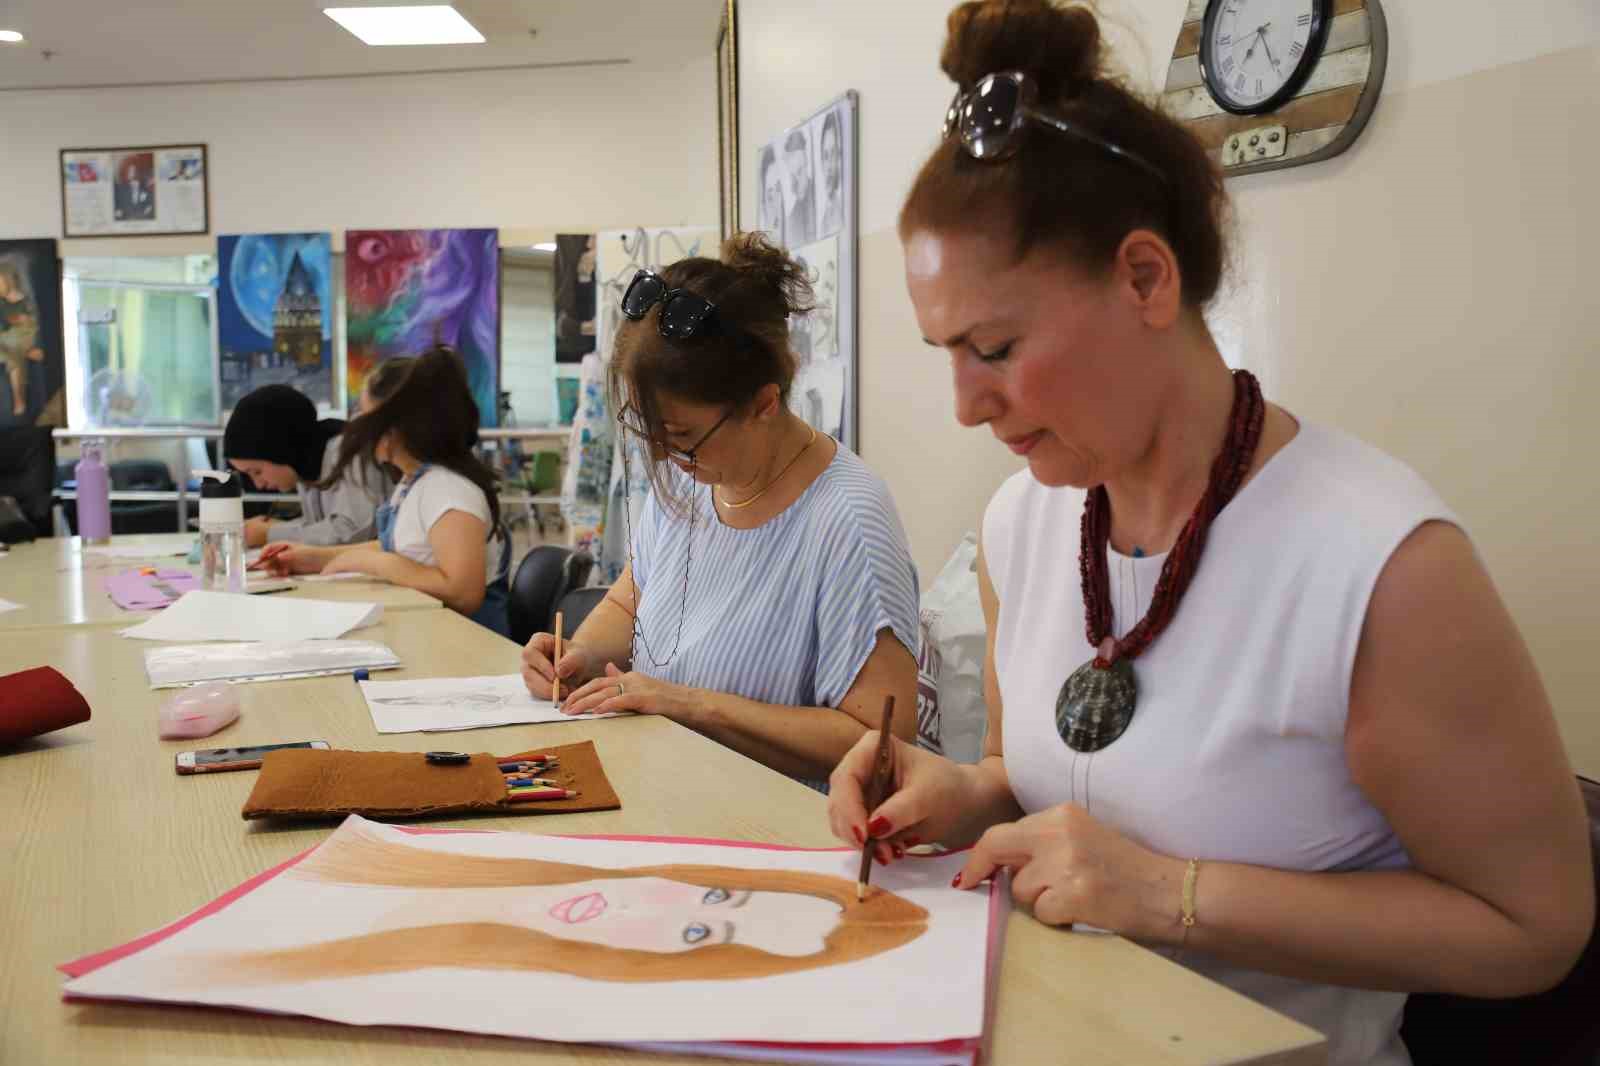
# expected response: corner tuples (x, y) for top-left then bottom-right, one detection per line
(0, 534), (440, 631)
(0, 610), (1325, 1065)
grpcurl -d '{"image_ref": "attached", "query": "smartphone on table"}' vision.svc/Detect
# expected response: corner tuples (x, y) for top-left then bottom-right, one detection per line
(175, 740), (330, 774)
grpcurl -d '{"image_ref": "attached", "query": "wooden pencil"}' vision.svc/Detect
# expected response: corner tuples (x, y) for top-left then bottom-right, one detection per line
(553, 611), (565, 703)
(857, 694), (897, 901)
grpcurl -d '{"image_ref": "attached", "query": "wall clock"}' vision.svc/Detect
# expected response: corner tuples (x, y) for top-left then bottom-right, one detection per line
(1161, 0), (1388, 177)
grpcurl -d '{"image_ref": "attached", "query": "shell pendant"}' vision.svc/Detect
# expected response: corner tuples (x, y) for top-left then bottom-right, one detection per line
(1055, 656), (1137, 753)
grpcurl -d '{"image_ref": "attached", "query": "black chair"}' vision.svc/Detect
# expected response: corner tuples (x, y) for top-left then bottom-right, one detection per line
(0, 426), (56, 539)
(1400, 775), (1600, 1066)
(553, 585), (609, 637)
(109, 459), (179, 535)
(507, 545), (595, 646)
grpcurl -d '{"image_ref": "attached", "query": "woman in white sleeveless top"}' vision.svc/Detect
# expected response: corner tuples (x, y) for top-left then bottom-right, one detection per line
(828, 3), (1593, 1064)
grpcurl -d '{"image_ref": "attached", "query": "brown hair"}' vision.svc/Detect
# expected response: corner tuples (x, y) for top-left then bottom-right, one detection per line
(901, 0), (1230, 307)
(610, 232), (812, 508)
(361, 355), (414, 405)
(201, 824), (928, 984)
(322, 345), (500, 530)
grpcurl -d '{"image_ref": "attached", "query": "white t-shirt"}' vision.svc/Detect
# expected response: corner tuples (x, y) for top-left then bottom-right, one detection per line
(390, 466), (505, 584)
(984, 420), (1459, 1066)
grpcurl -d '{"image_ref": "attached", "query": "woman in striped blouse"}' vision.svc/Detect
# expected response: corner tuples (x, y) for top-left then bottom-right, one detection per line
(521, 233), (921, 788)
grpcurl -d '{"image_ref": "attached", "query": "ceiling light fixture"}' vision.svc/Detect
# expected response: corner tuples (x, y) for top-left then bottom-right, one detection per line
(322, 5), (485, 47)
(531, 243), (556, 252)
(0, 30), (26, 43)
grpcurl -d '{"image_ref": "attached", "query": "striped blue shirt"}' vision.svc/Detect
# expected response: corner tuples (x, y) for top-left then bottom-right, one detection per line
(629, 446), (920, 782)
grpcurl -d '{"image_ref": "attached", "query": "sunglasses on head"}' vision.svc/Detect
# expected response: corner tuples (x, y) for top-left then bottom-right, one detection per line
(621, 270), (724, 340)
(943, 71), (1169, 186)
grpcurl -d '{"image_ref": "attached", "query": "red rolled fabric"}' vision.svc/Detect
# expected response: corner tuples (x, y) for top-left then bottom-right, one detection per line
(0, 667), (92, 746)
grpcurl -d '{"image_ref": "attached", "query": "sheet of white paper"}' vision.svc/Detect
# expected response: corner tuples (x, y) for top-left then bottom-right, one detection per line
(62, 816), (993, 1051)
(81, 542), (190, 559)
(360, 674), (624, 733)
(298, 572), (380, 584)
(120, 590), (382, 642)
(0, 597), (23, 614)
(144, 641), (402, 688)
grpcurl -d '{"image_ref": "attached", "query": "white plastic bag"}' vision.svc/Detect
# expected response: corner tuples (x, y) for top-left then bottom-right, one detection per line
(917, 532), (988, 763)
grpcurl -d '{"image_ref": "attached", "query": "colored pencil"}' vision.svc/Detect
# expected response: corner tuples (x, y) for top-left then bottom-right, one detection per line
(505, 788), (578, 803)
(857, 695), (898, 901)
(247, 543), (289, 573)
(553, 611), (564, 703)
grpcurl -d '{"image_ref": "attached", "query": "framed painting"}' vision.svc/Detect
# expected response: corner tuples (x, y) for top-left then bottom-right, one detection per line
(60, 144), (209, 238)
(715, 0), (740, 241)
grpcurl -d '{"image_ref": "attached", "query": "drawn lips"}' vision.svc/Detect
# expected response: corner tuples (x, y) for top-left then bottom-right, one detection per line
(549, 892), (606, 924)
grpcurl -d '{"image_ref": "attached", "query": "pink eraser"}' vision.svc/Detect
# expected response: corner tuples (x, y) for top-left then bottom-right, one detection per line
(158, 683), (241, 739)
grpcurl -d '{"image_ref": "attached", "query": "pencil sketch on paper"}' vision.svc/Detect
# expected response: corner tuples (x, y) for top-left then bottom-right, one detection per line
(358, 674), (625, 734)
(368, 692), (510, 710)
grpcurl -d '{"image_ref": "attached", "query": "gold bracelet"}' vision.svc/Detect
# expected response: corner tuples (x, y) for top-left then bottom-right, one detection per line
(1178, 858), (1200, 954)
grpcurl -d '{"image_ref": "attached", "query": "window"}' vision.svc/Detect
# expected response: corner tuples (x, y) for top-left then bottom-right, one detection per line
(63, 255), (219, 427)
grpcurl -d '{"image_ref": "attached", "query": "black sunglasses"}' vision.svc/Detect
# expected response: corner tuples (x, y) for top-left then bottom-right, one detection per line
(616, 401), (733, 466)
(621, 270), (723, 340)
(943, 71), (1169, 186)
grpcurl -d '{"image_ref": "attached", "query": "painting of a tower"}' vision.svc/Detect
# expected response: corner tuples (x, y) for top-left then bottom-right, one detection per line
(217, 233), (334, 407)
(273, 252), (322, 369)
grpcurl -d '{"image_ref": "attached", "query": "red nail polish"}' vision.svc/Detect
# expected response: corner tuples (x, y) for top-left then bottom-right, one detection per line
(851, 826), (864, 846)
(891, 845), (904, 859)
(868, 816), (892, 837)
(951, 873), (963, 888)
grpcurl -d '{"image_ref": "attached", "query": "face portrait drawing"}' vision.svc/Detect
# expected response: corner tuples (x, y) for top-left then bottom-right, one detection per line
(185, 826), (928, 984)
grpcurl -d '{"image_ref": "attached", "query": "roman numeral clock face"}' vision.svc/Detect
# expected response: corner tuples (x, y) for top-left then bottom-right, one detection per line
(1201, 0), (1326, 114)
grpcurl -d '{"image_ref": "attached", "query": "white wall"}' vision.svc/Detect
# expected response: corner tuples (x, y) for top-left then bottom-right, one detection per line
(0, 56), (719, 253)
(738, 0), (1600, 773)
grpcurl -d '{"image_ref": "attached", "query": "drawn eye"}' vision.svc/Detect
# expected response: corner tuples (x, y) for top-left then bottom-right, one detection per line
(683, 922), (711, 945)
(701, 888), (731, 905)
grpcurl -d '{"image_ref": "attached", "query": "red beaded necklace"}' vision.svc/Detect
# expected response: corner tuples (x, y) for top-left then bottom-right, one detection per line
(1055, 369), (1265, 753)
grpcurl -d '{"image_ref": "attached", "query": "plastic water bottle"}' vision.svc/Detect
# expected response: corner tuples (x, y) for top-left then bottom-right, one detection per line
(74, 439), (112, 544)
(195, 470), (246, 593)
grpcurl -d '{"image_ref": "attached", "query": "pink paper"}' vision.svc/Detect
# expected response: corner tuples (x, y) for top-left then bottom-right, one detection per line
(102, 569), (200, 611)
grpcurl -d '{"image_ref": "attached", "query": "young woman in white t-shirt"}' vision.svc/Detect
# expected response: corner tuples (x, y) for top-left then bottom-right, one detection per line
(261, 347), (509, 636)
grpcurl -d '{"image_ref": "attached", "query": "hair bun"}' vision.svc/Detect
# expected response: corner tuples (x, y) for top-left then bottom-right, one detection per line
(720, 231), (814, 318)
(941, 0), (1104, 100)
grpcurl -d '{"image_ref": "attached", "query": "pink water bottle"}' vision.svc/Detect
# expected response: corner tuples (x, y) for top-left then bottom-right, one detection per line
(75, 438), (112, 544)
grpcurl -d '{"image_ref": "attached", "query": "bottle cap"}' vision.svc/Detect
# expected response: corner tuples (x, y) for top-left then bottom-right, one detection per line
(195, 470), (244, 526)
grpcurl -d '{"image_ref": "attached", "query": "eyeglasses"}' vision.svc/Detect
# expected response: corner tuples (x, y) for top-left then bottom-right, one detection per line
(616, 401), (733, 466)
(621, 270), (723, 340)
(942, 71), (1168, 186)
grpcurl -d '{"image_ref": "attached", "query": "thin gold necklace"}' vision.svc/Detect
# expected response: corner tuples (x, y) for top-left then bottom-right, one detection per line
(717, 424), (818, 510)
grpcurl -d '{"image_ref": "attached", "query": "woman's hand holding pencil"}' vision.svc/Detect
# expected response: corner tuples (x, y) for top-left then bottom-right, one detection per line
(827, 707), (1006, 871)
(519, 630), (597, 702)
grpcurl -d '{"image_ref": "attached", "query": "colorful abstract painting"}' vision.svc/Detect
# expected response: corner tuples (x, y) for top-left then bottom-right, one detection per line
(218, 233), (334, 409)
(344, 229), (499, 425)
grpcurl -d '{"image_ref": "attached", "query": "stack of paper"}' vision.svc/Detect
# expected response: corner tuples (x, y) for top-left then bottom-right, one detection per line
(121, 590), (382, 642)
(144, 640), (402, 689)
(60, 816), (1004, 1065)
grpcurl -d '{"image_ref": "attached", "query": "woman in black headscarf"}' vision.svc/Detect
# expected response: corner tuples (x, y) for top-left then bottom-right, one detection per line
(223, 384), (391, 548)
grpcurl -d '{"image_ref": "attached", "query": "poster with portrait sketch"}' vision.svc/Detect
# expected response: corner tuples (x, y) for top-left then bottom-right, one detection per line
(59, 144), (209, 238)
(757, 93), (857, 451)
